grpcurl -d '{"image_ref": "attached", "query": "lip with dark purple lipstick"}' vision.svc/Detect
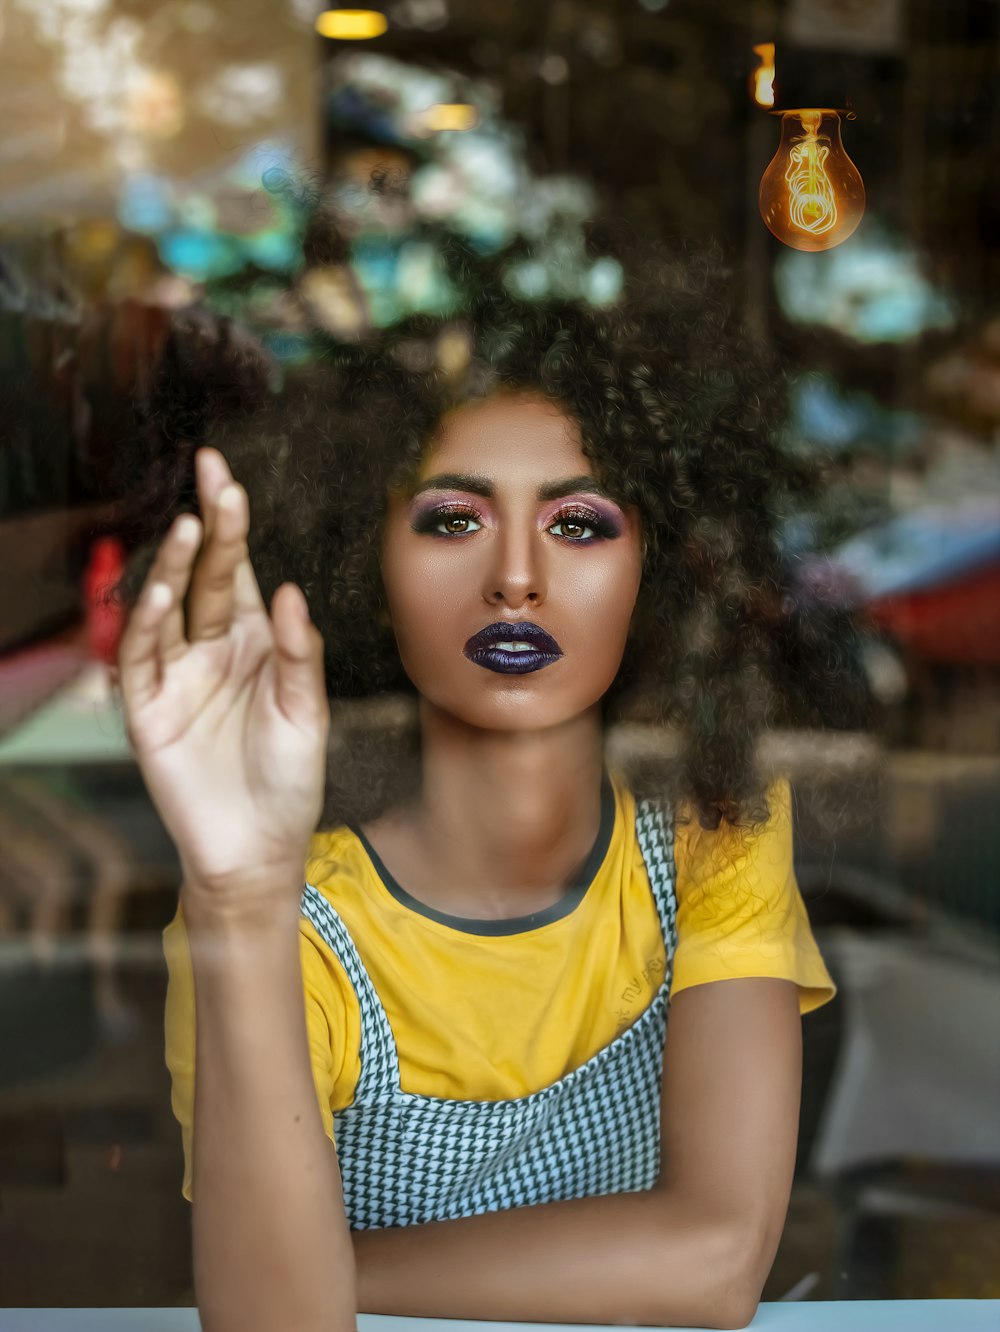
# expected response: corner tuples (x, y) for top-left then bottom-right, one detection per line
(463, 621), (564, 675)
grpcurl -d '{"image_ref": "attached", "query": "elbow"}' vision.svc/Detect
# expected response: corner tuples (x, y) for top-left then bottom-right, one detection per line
(702, 1244), (768, 1330)
(646, 1283), (758, 1331)
(702, 1239), (769, 1329)
(696, 1206), (780, 1329)
(688, 1227), (764, 1331)
(645, 1225), (762, 1330)
(703, 1293), (759, 1331)
(696, 1274), (759, 1331)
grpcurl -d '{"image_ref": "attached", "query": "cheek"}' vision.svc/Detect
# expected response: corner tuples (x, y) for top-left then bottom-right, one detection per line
(380, 532), (463, 657)
(566, 543), (642, 635)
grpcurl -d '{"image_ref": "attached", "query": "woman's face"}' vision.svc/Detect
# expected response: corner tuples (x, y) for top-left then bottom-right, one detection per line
(380, 391), (643, 732)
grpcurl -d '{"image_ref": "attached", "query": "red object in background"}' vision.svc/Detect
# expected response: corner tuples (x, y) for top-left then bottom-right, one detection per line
(869, 558), (1000, 664)
(83, 536), (126, 666)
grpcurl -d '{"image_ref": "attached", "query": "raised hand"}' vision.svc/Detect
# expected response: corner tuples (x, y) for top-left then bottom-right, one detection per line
(117, 447), (330, 918)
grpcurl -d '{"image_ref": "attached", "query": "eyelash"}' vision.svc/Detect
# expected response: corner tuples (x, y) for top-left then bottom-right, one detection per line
(412, 504), (619, 542)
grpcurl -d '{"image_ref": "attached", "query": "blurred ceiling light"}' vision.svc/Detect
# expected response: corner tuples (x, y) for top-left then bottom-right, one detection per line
(126, 70), (185, 138)
(421, 103), (478, 132)
(539, 54), (569, 85)
(751, 43), (775, 108)
(435, 326), (471, 377)
(198, 62), (284, 127)
(759, 109), (865, 251)
(149, 274), (199, 309)
(316, 9), (388, 39)
(300, 264), (369, 337)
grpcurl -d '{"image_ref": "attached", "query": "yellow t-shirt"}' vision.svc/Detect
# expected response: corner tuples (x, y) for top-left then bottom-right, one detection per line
(164, 775), (835, 1201)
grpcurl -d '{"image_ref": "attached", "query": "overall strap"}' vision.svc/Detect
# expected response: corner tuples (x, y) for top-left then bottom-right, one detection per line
(634, 797), (678, 955)
(300, 884), (401, 1099)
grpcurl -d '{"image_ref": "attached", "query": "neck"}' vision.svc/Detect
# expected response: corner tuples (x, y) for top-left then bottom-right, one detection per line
(387, 702), (608, 918)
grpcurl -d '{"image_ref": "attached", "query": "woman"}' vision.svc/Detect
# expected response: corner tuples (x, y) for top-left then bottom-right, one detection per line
(118, 266), (851, 1331)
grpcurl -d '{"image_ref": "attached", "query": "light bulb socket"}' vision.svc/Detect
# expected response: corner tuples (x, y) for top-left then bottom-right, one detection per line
(768, 47), (853, 116)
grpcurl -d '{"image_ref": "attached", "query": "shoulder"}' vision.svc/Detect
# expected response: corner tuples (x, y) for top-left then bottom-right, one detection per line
(674, 778), (793, 903)
(667, 778), (837, 1015)
(305, 823), (376, 901)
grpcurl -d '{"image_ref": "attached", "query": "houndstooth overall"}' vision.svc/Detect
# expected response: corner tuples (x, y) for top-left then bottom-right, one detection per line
(300, 796), (677, 1230)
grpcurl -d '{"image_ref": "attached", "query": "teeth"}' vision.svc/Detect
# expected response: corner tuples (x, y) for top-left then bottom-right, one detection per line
(497, 641), (535, 651)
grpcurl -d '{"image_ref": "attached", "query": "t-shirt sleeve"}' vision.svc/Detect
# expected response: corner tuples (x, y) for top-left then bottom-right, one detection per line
(669, 779), (836, 1015)
(162, 901), (360, 1203)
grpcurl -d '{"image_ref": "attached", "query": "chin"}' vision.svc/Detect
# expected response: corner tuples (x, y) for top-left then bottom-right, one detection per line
(425, 687), (607, 734)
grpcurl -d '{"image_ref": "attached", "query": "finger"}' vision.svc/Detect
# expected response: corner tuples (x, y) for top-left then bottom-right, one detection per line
(195, 446), (235, 510)
(271, 584), (328, 728)
(118, 514), (201, 706)
(186, 482), (248, 641)
(117, 579), (175, 711)
(194, 448), (267, 620)
(233, 552), (268, 619)
(192, 446), (231, 559)
(154, 514), (202, 659)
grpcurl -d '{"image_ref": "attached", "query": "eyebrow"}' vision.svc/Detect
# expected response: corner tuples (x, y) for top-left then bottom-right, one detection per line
(409, 473), (616, 503)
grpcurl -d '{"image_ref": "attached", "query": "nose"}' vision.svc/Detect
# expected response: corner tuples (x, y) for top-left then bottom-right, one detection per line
(482, 521), (547, 609)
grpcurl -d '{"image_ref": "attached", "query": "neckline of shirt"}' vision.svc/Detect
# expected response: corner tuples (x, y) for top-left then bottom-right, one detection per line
(346, 771), (619, 937)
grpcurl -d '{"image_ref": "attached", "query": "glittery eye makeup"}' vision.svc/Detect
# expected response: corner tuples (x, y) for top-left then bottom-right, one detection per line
(408, 489), (628, 542)
(543, 498), (626, 542)
(409, 493), (486, 536)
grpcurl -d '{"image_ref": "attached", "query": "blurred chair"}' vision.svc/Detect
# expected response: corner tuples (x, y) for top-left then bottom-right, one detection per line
(0, 770), (140, 1044)
(808, 926), (1000, 1297)
(812, 928), (1000, 1172)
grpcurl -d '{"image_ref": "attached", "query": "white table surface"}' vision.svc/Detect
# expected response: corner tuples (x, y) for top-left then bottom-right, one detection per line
(0, 1305), (997, 1331)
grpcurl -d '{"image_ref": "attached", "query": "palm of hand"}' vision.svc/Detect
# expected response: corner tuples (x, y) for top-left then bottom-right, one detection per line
(119, 449), (329, 899)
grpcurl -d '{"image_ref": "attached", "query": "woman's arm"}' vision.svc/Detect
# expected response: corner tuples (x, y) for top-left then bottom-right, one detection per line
(353, 976), (802, 1330)
(188, 886), (356, 1332)
(116, 446), (354, 1329)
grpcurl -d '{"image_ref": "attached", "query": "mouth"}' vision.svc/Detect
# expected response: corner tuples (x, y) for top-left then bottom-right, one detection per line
(463, 621), (563, 675)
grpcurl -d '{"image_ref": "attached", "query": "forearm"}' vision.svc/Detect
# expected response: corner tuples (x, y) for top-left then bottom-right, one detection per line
(353, 1186), (753, 1329)
(188, 890), (356, 1332)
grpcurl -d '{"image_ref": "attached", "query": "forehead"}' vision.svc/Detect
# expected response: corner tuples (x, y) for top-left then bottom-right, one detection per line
(422, 393), (589, 483)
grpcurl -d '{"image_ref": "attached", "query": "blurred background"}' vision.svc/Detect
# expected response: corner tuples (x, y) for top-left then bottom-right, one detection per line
(1, 0), (998, 1309)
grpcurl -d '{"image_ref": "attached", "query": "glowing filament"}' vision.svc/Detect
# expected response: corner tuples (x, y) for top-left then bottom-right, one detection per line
(784, 111), (837, 236)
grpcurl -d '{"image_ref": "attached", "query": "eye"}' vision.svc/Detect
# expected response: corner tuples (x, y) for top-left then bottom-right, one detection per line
(548, 507), (618, 542)
(439, 512), (481, 536)
(412, 504), (483, 537)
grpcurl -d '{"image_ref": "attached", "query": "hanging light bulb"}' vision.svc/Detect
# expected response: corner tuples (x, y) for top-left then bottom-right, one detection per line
(315, 9), (388, 40)
(759, 108), (865, 252)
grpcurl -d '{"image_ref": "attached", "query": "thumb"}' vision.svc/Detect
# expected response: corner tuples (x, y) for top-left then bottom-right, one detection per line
(271, 583), (328, 728)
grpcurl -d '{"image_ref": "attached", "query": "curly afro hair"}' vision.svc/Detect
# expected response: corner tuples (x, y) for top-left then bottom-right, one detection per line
(118, 238), (871, 831)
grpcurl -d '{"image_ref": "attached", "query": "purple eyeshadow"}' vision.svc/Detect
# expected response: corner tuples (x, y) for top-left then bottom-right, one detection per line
(407, 489), (627, 541)
(545, 497), (626, 539)
(408, 493), (483, 531)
